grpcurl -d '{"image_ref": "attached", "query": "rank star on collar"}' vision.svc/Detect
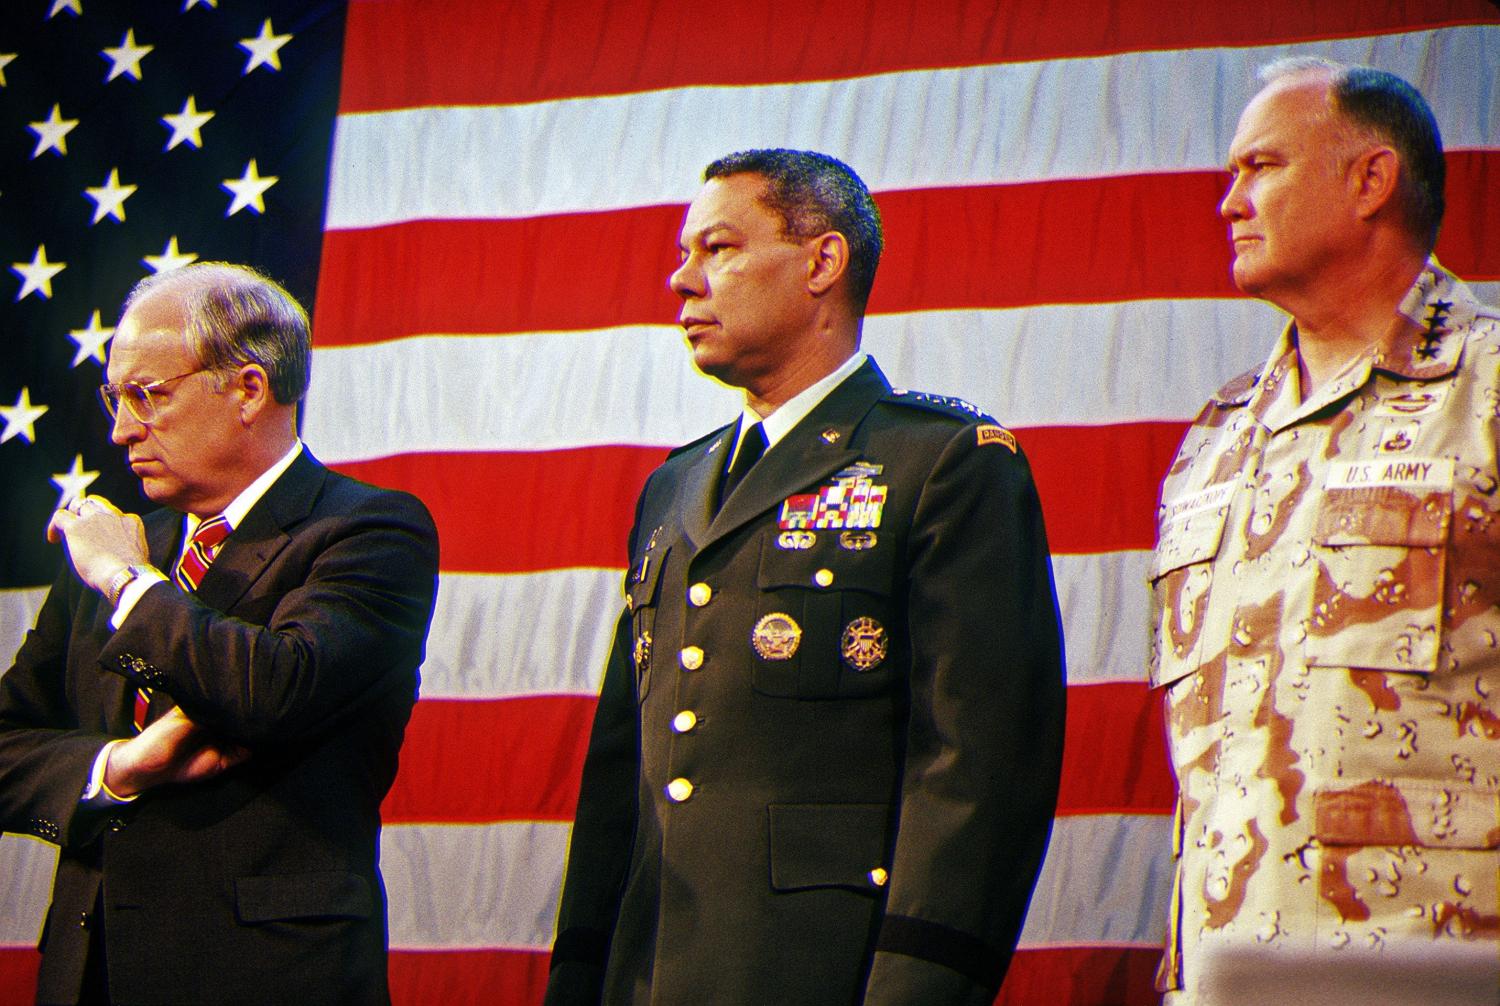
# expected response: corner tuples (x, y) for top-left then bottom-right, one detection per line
(222, 160), (278, 216)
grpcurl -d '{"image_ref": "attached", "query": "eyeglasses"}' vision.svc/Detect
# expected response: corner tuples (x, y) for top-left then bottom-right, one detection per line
(99, 369), (209, 425)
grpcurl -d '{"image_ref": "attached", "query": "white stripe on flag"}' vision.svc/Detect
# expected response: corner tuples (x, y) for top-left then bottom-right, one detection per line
(325, 26), (1497, 227)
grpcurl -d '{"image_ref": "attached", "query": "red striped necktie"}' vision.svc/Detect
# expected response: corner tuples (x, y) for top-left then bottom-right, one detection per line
(133, 515), (233, 731)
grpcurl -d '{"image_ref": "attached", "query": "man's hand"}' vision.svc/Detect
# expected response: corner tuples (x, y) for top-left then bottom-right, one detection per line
(47, 495), (150, 594)
(104, 706), (250, 797)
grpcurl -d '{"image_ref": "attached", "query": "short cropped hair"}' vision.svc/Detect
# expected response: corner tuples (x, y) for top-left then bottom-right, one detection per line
(1259, 57), (1445, 249)
(705, 149), (884, 313)
(122, 263), (312, 405)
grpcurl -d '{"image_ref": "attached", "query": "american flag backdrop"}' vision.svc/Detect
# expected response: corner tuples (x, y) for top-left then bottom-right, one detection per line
(2, 1), (1497, 1003)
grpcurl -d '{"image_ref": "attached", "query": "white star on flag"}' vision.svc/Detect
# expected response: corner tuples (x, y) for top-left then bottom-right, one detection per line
(68, 310), (115, 367)
(11, 245), (65, 301)
(0, 388), (48, 445)
(102, 28), (153, 83)
(27, 104), (79, 158)
(48, 0), (81, 18)
(161, 94), (214, 150)
(50, 455), (100, 508)
(183, 0), (218, 9)
(222, 159), (278, 216)
(143, 236), (198, 274)
(84, 168), (137, 224)
(0, 53), (16, 87)
(239, 19), (291, 74)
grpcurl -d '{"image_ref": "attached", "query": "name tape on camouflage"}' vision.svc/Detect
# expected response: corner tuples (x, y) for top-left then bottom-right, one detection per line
(1326, 457), (1454, 491)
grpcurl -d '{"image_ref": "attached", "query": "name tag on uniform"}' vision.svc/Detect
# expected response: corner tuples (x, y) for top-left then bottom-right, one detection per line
(1325, 457), (1453, 491)
(1162, 482), (1234, 525)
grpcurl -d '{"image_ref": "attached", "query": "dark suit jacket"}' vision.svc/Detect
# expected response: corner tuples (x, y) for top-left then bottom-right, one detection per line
(0, 451), (439, 1006)
(546, 360), (1066, 1006)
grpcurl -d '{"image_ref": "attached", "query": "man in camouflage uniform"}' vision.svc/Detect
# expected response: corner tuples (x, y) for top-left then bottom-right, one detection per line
(1151, 59), (1500, 1004)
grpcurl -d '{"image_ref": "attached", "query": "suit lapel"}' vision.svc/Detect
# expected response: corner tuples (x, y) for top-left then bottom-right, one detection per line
(700, 359), (889, 550)
(678, 423), (735, 551)
(192, 451), (326, 613)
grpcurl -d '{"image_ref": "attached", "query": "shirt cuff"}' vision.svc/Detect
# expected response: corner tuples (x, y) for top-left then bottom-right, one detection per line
(81, 739), (138, 806)
(110, 568), (169, 630)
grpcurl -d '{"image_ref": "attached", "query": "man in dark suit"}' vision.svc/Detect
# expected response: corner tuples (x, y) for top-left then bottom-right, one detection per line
(0, 263), (439, 1005)
(545, 149), (1066, 1005)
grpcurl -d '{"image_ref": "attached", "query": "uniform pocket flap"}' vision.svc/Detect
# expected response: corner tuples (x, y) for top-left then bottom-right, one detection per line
(1314, 781), (1499, 849)
(1149, 492), (1231, 580)
(1313, 483), (1450, 547)
(768, 803), (890, 892)
(626, 544), (669, 610)
(758, 535), (894, 595)
(235, 871), (374, 923)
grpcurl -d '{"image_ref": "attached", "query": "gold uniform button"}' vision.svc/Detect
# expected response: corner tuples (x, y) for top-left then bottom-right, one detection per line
(666, 778), (694, 802)
(814, 568), (834, 587)
(688, 582), (713, 606)
(672, 710), (698, 733)
(868, 868), (889, 887)
(680, 646), (704, 670)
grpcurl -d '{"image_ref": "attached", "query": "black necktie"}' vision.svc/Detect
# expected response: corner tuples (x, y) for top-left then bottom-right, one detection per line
(718, 422), (768, 510)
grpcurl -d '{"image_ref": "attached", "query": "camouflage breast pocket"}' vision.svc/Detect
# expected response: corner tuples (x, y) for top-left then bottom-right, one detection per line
(750, 531), (898, 699)
(1149, 483), (1234, 689)
(627, 540), (670, 701)
(1305, 463), (1452, 673)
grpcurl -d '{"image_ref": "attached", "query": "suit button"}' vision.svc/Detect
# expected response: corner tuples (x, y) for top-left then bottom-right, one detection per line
(680, 646), (703, 670)
(672, 710), (698, 733)
(868, 868), (889, 888)
(688, 583), (712, 607)
(814, 568), (834, 587)
(666, 778), (694, 802)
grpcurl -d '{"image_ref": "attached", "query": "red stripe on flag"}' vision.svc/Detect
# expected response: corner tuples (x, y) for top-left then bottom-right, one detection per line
(389, 949), (549, 1006)
(383, 682), (1171, 824)
(997, 946), (1164, 1005)
(1057, 683), (1174, 816)
(0, 949), (38, 1006)
(1019, 422), (1184, 557)
(333, 447), (665, 574)
(339, 0), (1498, 112)
(313, 154), (1500, 348)
(333, 422), (1183, 575)
(383, 696), (596, 824)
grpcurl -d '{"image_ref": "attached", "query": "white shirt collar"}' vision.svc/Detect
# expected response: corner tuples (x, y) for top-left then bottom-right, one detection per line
(183, 440), (303, 540)
(728, 351), (867, 465)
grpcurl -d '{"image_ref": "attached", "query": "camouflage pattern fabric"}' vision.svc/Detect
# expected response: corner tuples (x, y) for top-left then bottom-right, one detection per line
(1150, 261), (1500, 1004)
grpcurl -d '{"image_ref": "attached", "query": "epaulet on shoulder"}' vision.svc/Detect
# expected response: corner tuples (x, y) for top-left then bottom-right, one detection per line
(1212, 366), (1261, 406)
(884, 388), (996, 424)
(666, 425), (728, 460)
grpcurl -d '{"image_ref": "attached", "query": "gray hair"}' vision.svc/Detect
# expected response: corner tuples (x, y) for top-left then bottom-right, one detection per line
(122, 262), (311, 405)
(1257, 57), (1445, 249)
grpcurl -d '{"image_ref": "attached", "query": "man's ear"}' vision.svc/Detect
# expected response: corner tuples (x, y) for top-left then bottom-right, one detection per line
(234, 364), (274, 423)
(806, 231), (850, 296)
(1349, 145), (1401, 222)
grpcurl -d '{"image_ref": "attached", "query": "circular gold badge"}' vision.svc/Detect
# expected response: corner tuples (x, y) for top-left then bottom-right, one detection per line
(633, 631), (651, 672)
(841, 617), (888, 671)
(752, 612), (802, 660)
